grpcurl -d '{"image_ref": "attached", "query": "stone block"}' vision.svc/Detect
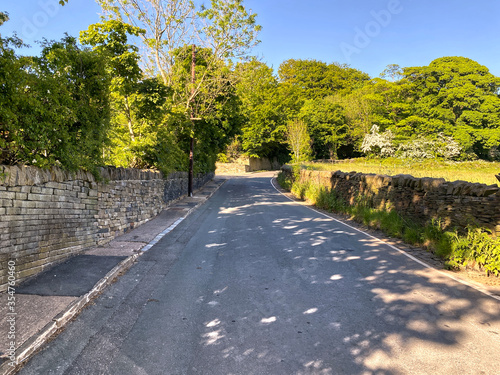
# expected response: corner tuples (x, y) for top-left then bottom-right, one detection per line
(15, 192), (28, 200)
(6, 207), (22, 215)
(27, 193), (44, 201)
(0, 198), (13, 207)
(40, 187), (54, 195)
(420, 177), (446, 192)
(35, 201), (55, 209)
(5, 165), (20, 186)
(0, 191), (17, 200)
(480, 185), (499, 197)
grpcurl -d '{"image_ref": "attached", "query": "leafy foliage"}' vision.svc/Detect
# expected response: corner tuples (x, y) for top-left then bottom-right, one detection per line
(79, 20), (185, 174)
(298, 98), (347, 159)
(235, 59), (287, 159)
(396, 134), (462, 160)
(0, 33), (111, 173)
(448, 227), (500, 276)
(361, 125), (395, 157)
(286, 120), (312, 163)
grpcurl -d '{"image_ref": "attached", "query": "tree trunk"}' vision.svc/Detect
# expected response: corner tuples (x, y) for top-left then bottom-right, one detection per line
(123, 95), (135, 142)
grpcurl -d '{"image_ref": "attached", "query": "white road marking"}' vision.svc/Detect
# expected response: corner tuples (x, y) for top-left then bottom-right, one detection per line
(141, 218), (185, 252)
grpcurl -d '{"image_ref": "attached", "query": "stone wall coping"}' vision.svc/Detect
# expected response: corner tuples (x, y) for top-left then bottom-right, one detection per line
(0, 165), (200, 186)
(1, 165), (96, 187)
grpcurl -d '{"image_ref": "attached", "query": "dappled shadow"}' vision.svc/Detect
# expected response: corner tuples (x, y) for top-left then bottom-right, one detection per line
(189, 176), (500, 374)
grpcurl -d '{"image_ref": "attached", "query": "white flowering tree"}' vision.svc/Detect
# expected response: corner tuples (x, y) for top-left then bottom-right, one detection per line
(397, 134), (462, 160)
(361, 125), (395, 157)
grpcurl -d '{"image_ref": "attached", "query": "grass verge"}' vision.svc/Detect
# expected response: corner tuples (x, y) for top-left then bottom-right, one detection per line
(305, 158), (500, 185)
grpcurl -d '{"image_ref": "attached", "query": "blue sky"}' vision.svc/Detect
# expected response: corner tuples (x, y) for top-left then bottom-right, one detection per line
(2, 0), (500, 78)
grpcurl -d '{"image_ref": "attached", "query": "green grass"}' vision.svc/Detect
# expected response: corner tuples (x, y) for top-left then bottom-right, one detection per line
(305, 158), (500, 186)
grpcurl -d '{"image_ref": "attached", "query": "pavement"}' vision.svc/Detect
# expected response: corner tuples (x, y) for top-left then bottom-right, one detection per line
(0, 178), (226, 375)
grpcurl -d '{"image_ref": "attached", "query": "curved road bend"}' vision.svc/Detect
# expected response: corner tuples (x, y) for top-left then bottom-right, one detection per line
(20, 173), (500, 374)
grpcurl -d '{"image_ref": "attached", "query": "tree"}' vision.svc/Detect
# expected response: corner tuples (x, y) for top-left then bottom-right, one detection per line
(361, 125), (395, 157)
(401, 57), (500, 158)
(235, 59), (287, 160)
(380, 64), (403, 82)
(96, 0), (260, 88)
(96, 0), (196, 85)
(0, 34), (111, 172)
(80, 21), (189, 174)
(329, 78), (401, 154)
(168, 45), (244, 173)
(286, 120), (312, 163)
(0, 11), (8, 27)
(298, 98), (347, 159)
(278, 59), (370, 118)
(97, 0), (261, 188)
(80, 20), (145, 142)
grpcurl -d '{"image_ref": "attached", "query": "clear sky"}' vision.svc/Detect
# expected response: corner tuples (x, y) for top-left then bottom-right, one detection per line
(1, 0), (500, 78)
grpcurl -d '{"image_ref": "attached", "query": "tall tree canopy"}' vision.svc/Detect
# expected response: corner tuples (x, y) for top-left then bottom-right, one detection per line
(94, 0), (261, 173)
(235, 59), (287, 159)
(400, 57), (500, 157)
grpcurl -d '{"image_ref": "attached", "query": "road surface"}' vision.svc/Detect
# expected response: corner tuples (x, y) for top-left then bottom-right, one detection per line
(20, 173), (500, 374)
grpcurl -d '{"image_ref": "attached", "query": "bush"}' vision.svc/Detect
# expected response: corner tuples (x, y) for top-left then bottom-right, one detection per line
(396, 134), (462, 160)
(0, 35), (111, 174)
(448, 227), (500, 276)
(361, 125), (395, 157)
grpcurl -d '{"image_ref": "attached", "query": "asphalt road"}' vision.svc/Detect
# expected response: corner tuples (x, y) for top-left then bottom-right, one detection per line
(20, 174), (500, 374)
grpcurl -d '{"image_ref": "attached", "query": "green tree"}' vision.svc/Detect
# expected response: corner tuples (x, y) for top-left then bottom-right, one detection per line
(278, 59), (370, 118)
(380, 64), (403, 82)
(402, 57), (500, 158)
(329, 78), (403, 153)
(0, 33), (111, 172)
(80, 20), (145, 142)
(0, 11), (8, 27)
(97, 0), (261, 177)
(80, 20), (188, 174)
(169, 45), (244, 173)
(97, 0), (260, 87)
(235, 59), (287, 160)
(298, 98), (347, 159)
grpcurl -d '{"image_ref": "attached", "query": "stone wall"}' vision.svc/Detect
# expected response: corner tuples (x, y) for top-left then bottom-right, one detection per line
(249, 157), (281, 171)
(215, 157), (281, 174)
(0, 165), (213, 290)
(282, 166), (500, 235)
(215, 162), (249, 174)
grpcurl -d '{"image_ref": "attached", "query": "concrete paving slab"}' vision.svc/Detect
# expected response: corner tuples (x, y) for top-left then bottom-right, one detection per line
(15, 255), (127, 297)
(84, 242), (146, 257)
(117, 209), (187, 244)
(0, 295), (76, 360)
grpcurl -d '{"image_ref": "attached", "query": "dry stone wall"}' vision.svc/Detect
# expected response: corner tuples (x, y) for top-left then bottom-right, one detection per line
(0, 165), (213, 291)
(96, 168), (165, 245)
(282, 166), (500, 235)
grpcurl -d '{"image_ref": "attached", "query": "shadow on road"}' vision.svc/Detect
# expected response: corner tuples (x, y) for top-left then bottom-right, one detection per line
(193, 176), (500, 374)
